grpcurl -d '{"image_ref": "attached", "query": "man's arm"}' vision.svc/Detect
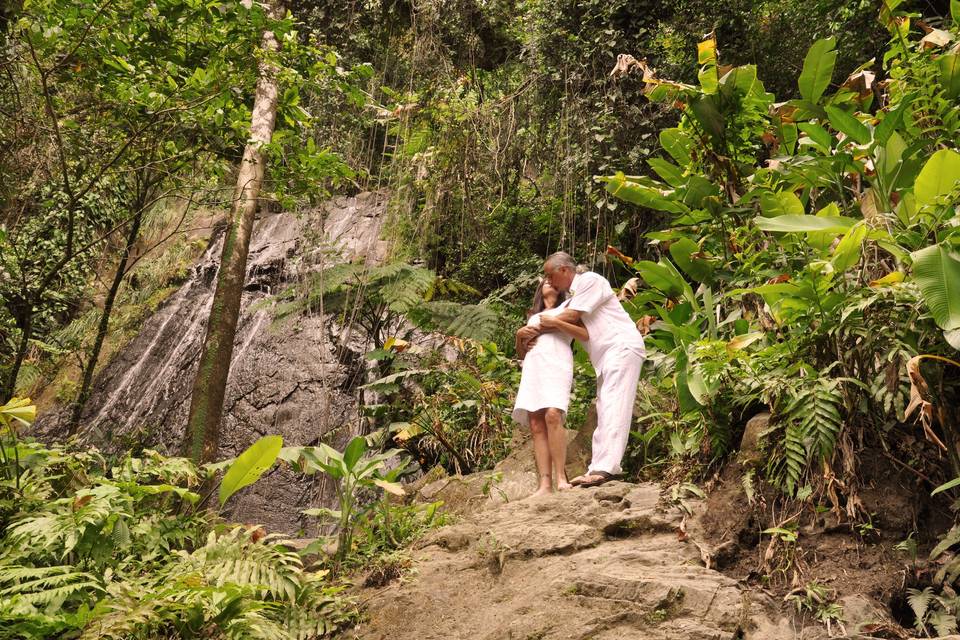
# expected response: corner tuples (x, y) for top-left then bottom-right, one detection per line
(540, 308), (581, 332)
(515, 325), (540, 357)
(546, 317), (588, 342)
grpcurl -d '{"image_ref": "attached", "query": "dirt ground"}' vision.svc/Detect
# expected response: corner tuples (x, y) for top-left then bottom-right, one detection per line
(692, 446), (956, 634)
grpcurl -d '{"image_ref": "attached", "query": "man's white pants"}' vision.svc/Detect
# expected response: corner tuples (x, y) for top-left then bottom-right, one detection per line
(588, 346), (644, 476)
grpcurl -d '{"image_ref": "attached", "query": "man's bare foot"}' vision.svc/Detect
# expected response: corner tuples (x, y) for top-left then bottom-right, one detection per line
(557, 481), (573, 491)
(530, 486), (553, 498)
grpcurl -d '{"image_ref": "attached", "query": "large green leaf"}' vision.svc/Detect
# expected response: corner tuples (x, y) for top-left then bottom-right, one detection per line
(647, 158), (684, 187)
(688, 96), (724, 144)
(831, 222), (867, 272)
(697, 37), (718, 94)
(939, 54), (960, 100)
(824, 106), (870, 145)
(602, 172), (687, 213)
(755, 215), (856, 233)
(759, 191), (804, 217)
(798, 37), (837, 104)
(911, 244), (960, 330)
(635, 260), (684, 296)
(219, 435), (283, 506)
(669, 237), (713, 282)
(797, 123), (832, 150)
(914, 149), (960, 207)
(0, 397), (36, 429)
(342, 436), (367, 471)
(660, 128), (694, 165)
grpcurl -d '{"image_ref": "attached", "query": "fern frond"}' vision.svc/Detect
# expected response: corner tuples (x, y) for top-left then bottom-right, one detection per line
(414, 301), (498, 341)
(378, 265), (434, 312)
(931, 609), (959, 636)
(805, 379), (843, 462)
(0, 564), (102, 608)
(931, 524), (960, 560)
(170, 528), (302, 602)
(908, 586), (933, 628)
(783, 421), (806, 496)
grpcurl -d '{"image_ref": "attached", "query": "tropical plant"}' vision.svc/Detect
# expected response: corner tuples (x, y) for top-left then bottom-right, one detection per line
(276, 261), (500, 351)
(597, 1), (960, 514)
(0, 404), (356, 638)
(280, 436), (407, 571)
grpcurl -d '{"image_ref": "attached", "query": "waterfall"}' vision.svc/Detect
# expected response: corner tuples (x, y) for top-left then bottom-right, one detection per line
(36, 191), (390, 533)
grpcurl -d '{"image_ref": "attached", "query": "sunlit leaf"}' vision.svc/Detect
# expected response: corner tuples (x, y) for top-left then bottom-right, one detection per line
(660, 128), (694, 165)
(869, 271), (905, 287)
(759, 191), (804, 218)
(911, 244), (960, 330)
(831, 222), (867, 272)
(755, 215), (856, 233)
(219, 435), (283, 506)
(798, 37), (837, 104)
(372, 478), (405, 496)
(914, 149), (960, 207)
(824, 106), (870, 145)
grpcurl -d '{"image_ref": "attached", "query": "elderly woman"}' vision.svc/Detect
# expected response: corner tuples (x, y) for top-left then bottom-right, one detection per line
(513, 279), (589, 497)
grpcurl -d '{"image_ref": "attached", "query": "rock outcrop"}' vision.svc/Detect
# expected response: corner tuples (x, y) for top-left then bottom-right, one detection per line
(36, 191), (391, 533)
(352, 481), (799, 640)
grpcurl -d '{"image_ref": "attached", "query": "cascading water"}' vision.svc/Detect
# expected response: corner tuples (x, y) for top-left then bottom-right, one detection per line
(36, 191), (390, 533)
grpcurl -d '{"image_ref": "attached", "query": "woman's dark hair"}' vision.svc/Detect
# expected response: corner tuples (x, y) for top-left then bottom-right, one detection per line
(527, 280), (566, 318)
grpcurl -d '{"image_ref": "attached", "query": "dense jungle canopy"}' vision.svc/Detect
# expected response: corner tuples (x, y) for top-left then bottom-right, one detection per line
(4, 0), (960, 637)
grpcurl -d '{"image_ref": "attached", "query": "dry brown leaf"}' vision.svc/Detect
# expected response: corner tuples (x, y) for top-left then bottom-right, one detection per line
(609, 53), (648, 80)
(605, 245), (634, 265)
(841, 69), (876, 100)
(859, 188), (884, 227)
(618, 277), (640, 301)
(905, 355), (947, 450)
(921, 29), (953, 49)
(636, 315), (656, 335)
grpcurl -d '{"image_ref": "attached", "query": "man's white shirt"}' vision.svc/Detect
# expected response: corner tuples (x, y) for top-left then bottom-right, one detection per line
(566, 272), (645, 374)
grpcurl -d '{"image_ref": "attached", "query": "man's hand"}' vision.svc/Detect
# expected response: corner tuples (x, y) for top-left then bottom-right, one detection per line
(539, 308), (581, 332)
(539, 315), (560, 331)
(515, 325), (540, 356)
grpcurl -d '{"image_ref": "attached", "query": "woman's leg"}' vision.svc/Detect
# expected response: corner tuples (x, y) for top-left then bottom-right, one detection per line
(529, 410), (553, 496)
(545, 408), (571, 490)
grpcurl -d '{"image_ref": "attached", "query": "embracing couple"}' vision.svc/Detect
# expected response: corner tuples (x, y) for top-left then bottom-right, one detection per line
(512, 251), (645, 497)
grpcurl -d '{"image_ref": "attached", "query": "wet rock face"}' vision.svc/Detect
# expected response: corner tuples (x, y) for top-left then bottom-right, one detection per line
(36, 191), (390, 533)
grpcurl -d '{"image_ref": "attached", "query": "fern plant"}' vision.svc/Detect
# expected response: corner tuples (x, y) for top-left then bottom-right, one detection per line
(0, 437), (358, 639)
(764, 374), (844, 496)
(276, 261), (499, 348)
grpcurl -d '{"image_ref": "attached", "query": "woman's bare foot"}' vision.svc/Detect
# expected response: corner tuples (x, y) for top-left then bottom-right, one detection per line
(530, 486), (553, 498)
(557, 480), (573, 491)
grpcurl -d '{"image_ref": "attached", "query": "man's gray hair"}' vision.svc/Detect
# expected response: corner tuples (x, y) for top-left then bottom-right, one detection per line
(545, 251), (576, 270)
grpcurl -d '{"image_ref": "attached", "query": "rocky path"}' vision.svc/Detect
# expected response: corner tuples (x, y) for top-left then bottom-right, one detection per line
(350, 481), (799, 640)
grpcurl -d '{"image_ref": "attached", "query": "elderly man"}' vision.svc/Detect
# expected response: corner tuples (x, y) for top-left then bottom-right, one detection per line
(517, 251), (645, 487)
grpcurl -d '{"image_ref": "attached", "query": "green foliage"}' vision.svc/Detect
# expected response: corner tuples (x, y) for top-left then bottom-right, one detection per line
(382, 340), (520, 475)
(601, 6), (960, 509)
(0, 403), (355, 638)
(282, 436), (407, 572)
(0, 0), (363, 398)
(277, 261), (499, 348)
(219, 435), (284, 507)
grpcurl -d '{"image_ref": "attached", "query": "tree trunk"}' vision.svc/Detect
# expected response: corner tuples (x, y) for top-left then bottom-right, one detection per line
(184, 9), (281, 464)
(3, 311), (32, 401)
(69, 207), (145, 432)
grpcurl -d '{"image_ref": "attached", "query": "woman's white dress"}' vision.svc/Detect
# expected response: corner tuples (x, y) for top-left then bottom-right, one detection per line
(511, 305), (574, 426)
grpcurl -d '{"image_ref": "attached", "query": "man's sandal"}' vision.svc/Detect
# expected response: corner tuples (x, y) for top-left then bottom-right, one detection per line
(570, 471), (619, 488)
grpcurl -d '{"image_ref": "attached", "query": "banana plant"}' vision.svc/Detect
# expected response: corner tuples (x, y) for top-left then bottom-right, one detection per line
(281, 436), (405, 570)
(0, 397), (37, 484)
